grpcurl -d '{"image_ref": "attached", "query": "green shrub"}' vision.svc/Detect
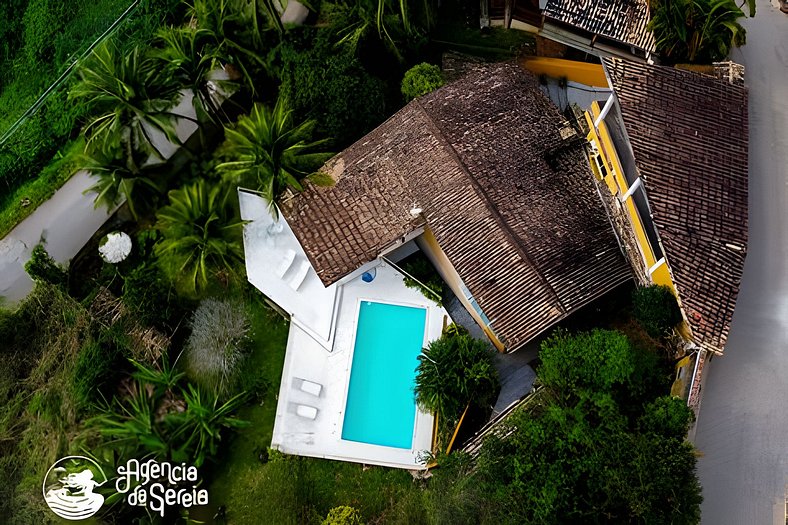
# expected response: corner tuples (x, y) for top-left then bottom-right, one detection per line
(400, 253), (446, 306)
(279, 30), (387, 148)
(21, 0), (67, 65)
(632, 284), (683, 338)
(122, 262), (184, 329)
(401, 63), (444, 101)
(638, 395), (694, 439)
(24, 243), (68, 286)
(322, 506), (362, 525)
(183, 298), (250, 396)
(415, 330), (499, 434)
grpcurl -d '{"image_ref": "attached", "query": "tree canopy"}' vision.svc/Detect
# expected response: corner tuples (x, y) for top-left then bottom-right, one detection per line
(431, 329), (702, 525)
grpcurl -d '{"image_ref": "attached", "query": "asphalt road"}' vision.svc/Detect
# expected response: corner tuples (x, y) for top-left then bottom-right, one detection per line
(693, 2), (788, 523)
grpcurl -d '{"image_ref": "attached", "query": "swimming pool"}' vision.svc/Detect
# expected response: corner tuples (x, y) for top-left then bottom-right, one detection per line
(341, 301), (427, 449)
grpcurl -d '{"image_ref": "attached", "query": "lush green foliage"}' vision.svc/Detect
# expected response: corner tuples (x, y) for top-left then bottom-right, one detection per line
(0, 0), (179, 228)
(415, 327), (499, 434)
(121, 259), (184, 329)
(154, 179), (245, 296)
(24, 243), (68, 286)
(152, 25), (232, 124)
(70, 40), (182, 160)
(89, 359), (249, 467)
(401, 62), (444, 101)
(400, 252), (446, 305)
(278, 31), (388, 148)
(0, 284), (129, 523)
(218, 98), (332, 209)
(323, 506), (363, 525)
(183, 298), (250, 396)
(465, 329), (702, 524)
(323, 0), (435, 61)
(648, 0), (747, 63)
(632, 284), (683, 338)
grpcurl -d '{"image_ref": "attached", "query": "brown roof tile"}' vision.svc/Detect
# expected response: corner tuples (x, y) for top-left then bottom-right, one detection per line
(604, 58), (748, 353)
(281, 62), (632, 350)
(543, 0), (656, 53)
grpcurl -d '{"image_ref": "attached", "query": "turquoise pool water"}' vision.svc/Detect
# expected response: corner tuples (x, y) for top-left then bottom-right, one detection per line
(342, 301), (427, 449)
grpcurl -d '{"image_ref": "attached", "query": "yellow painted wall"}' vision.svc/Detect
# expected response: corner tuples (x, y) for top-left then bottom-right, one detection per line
(521, 57), (609, 88)
(584, 102), (687, 327)
(416, 228), (506, 352)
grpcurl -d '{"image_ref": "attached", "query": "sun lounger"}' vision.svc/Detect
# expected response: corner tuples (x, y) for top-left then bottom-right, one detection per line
(296, 404), (318, 420)
(289, 259), (310, 290)
(298, 379), (322, 397)
(275, 248), (296, 278)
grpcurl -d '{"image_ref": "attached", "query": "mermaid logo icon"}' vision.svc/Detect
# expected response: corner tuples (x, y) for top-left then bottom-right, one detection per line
(43, 456), (107, 520)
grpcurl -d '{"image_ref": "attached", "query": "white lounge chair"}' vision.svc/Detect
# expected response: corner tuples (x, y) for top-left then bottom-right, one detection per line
(298, 379), (322, 397)
(296, 404), (318, 420)
(275, 248), (296, 278)
(289, 259), (310, 290)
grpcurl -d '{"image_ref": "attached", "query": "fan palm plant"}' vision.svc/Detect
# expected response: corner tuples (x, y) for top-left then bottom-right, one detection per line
(152, 26), (232, 125)
(69, 41), (182, 160)
(217, 98), (332, 213)
(154, 179), (245, 296)
(648, 0), (746, 63)
(78, 145), (167, 220)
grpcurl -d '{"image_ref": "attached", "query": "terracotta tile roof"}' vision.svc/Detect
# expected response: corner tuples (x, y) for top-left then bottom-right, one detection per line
(543, 0), (656, 53)
(281, 62), (632, 350)
(604, 58), (748, 353)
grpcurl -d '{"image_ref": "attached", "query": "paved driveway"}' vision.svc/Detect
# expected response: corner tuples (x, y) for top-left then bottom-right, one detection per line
(693, 2), (788, 523)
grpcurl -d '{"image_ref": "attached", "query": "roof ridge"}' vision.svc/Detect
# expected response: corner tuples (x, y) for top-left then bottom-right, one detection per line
(412, 97), (567, 315)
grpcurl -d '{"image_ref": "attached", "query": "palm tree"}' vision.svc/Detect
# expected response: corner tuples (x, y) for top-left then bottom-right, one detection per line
(186, 0), (280, 93)
(69, 41), (182, 161)
(152, 26), (232, 125)
(77, 145), (167, 219)
(323, 0), (435, 60)
(154, 179), (245, 296)
(648, 0), (746, 63)
(217, 98), (332, 214)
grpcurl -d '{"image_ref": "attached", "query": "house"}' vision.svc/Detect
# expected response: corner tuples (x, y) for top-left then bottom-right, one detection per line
(278, 61), (632, 353)
(238, 61), (636, 468)
(586, 59), (748, 357)
(484, 0), (657, 61)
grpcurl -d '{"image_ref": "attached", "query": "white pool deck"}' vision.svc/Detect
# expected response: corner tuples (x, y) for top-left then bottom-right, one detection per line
(239, 190), (446, 470)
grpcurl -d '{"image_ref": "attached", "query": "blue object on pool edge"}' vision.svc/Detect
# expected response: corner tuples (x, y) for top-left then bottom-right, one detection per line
(361, 268), (376, 282)
(342, 301), (427, 449)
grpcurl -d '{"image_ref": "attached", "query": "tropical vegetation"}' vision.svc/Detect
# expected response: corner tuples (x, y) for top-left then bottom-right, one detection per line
(632, 284), (683, 339)
(429, 329), (702, 524)
(648, 0), (748, 63)
(401, 62), (444, 101)
(154, 179), (245, 296)
(217, 98), (332, 210)
(415, 325), (499, 444)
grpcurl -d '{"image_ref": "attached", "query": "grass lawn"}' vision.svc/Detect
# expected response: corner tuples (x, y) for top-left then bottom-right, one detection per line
(207, 296), (425, 525)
